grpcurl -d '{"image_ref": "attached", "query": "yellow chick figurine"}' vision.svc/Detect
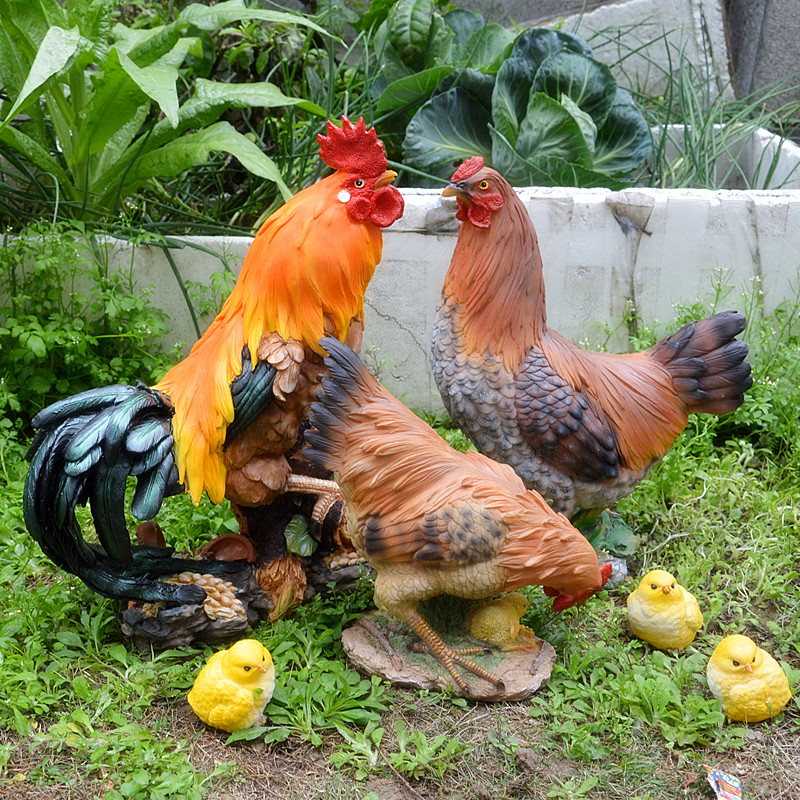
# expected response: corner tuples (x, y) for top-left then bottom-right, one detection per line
(188, 639), (275, 733)
(626, 569), (703, 650)
(707, 634), (792, 722)
(467, 593), (536, 650)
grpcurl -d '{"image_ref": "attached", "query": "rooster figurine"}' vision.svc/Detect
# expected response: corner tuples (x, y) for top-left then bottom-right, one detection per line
(23, 118), (404, 627)
(432, 156), (753, 525)
(305, 336), (611, 695)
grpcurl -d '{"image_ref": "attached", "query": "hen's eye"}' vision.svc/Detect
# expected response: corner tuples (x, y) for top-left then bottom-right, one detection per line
(478, 180), (489, 189)
(650, 584), (657, 590)
(354, 178), (365, 188)
(244, 665), (251, 671)
(732, 660), (739, 666)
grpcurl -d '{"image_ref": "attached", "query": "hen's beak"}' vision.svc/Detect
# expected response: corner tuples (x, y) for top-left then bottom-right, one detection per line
(374, 169), (397, 188)
(442, 181), (470, 202)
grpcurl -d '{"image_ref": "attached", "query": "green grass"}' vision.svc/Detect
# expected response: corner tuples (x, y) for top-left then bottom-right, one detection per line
(0, 296), (799, 798)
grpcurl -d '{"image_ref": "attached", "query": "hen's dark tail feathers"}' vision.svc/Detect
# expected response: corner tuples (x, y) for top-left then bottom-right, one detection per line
(650, 310), (753, 415)
(23, 384), (232, 605)
(304, 336), (377, 472)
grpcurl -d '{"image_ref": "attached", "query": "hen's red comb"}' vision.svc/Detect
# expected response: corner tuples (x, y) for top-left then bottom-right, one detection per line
(318, 117), (388, 177)
(451, 156), (485, 182)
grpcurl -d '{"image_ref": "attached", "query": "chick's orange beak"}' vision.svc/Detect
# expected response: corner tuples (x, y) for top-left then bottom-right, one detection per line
(661, 586), (671, 594)
(745, 663), (753, 673)
(256, 663), (267, 673)
(374, 169), (397, 189)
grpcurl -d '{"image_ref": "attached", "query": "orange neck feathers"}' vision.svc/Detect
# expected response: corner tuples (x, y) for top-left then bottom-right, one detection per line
(444, 181), (547, 368)
(155, 172), (383, 504)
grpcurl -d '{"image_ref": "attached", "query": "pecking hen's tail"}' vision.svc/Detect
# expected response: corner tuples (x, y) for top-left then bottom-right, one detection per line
(303, 336), (377, 473)
(23, 384), (236, 605)
(648, 311), (753, 415)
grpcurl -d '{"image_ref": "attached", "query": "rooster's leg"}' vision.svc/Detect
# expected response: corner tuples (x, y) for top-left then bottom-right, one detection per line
(405, 608), (505, 694)
(284, 474), (343, 525)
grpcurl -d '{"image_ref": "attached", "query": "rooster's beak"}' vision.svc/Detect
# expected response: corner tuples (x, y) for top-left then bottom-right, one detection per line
(443, 181), (470, 202)
(374, 169), (397, 188)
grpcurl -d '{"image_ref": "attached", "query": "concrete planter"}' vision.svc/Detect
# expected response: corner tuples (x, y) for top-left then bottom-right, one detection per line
(118, 127), (800, 412)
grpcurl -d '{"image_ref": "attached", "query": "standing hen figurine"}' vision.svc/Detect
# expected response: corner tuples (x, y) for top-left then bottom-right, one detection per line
(626, 569), (703, 650)
(305, 336), (611, 696)
(23, 117), (404, 637)
(432, 157), (752, 527)
(707, 634), (792, 722)
(188, 639), (275, 733)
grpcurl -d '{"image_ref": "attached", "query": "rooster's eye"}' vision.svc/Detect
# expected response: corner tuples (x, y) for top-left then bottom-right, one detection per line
(354, 178), (365, 188)
(478, 180), (489, 189)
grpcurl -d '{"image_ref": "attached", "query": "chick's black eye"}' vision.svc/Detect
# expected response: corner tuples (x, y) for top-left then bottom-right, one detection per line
(671, 583), (675, 588)
(244, 665), (251, 671)
(650, 584), (657, 590)
(354, 178), (365, 188)
(732, 660), (739, 666)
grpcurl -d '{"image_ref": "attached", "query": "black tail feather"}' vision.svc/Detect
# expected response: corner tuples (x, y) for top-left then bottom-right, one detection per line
(651, 311), (753, 414)
(22, 383), (216, 605)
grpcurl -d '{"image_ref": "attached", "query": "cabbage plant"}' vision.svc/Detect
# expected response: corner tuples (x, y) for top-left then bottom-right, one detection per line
(383, 11), (652, 188)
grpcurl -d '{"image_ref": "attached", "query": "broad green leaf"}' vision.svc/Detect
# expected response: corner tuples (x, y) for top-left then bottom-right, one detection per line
(0, 124), (73, 190)
(387, 0), (439, 72)
(492, 57), (536, 146)
(561, 92), (597, 153)
(376, 66), (454, 114)
(516, 92), (594, 168)
(146, 79), (324, 153)
(284, 515), (317, 557)
(490, 127), (624, 189)
(533, 50), (617, 125)
(403, 87), (492, 182)
(454, 23), (514, 73)
(0, 26), (84, 130)
(434, 68), (495, 109)
(117, 49), (179, 128)
(150, 36), (196, 71)
(511, 27), (593, 70)
(111, 21), (181, 65)
(177, 0), (327, 36)
(77, 47), (152, 158)
(65, 0), (114, 47)
(593, 88), (653, 175)
(93, 104), (148, 181)
(443, 8), (484, 48)
(114, 121), (290, 201)
(0, 0), (52, 99)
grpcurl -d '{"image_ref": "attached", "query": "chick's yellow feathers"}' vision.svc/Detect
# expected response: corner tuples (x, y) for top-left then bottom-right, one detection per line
(188, 639), (276, 733)
(467, 592), (533, 649)
(626, 569), (703, 650)
(707, 634), (792, 722)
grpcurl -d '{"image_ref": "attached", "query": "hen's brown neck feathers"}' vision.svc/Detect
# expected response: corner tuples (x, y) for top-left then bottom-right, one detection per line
(444, 177), (547, 367)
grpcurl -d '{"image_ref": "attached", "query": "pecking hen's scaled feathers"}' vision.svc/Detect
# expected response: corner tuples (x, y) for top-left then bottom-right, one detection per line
(305, 336), (611, 693)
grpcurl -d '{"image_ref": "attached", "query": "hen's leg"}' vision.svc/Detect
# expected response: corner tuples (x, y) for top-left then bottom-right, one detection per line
(284, 474), (343, 525)
(405, 608), (505, 694)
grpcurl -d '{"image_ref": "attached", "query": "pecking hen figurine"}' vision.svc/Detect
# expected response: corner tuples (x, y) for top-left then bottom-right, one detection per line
(707, 634), (792, 722)
(432, 156), (753, 523)
(304, 336), (611, 695)
(626, 569), (703, 650)
(188, 638), (276, 733)
(23, 117), (404, 624)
